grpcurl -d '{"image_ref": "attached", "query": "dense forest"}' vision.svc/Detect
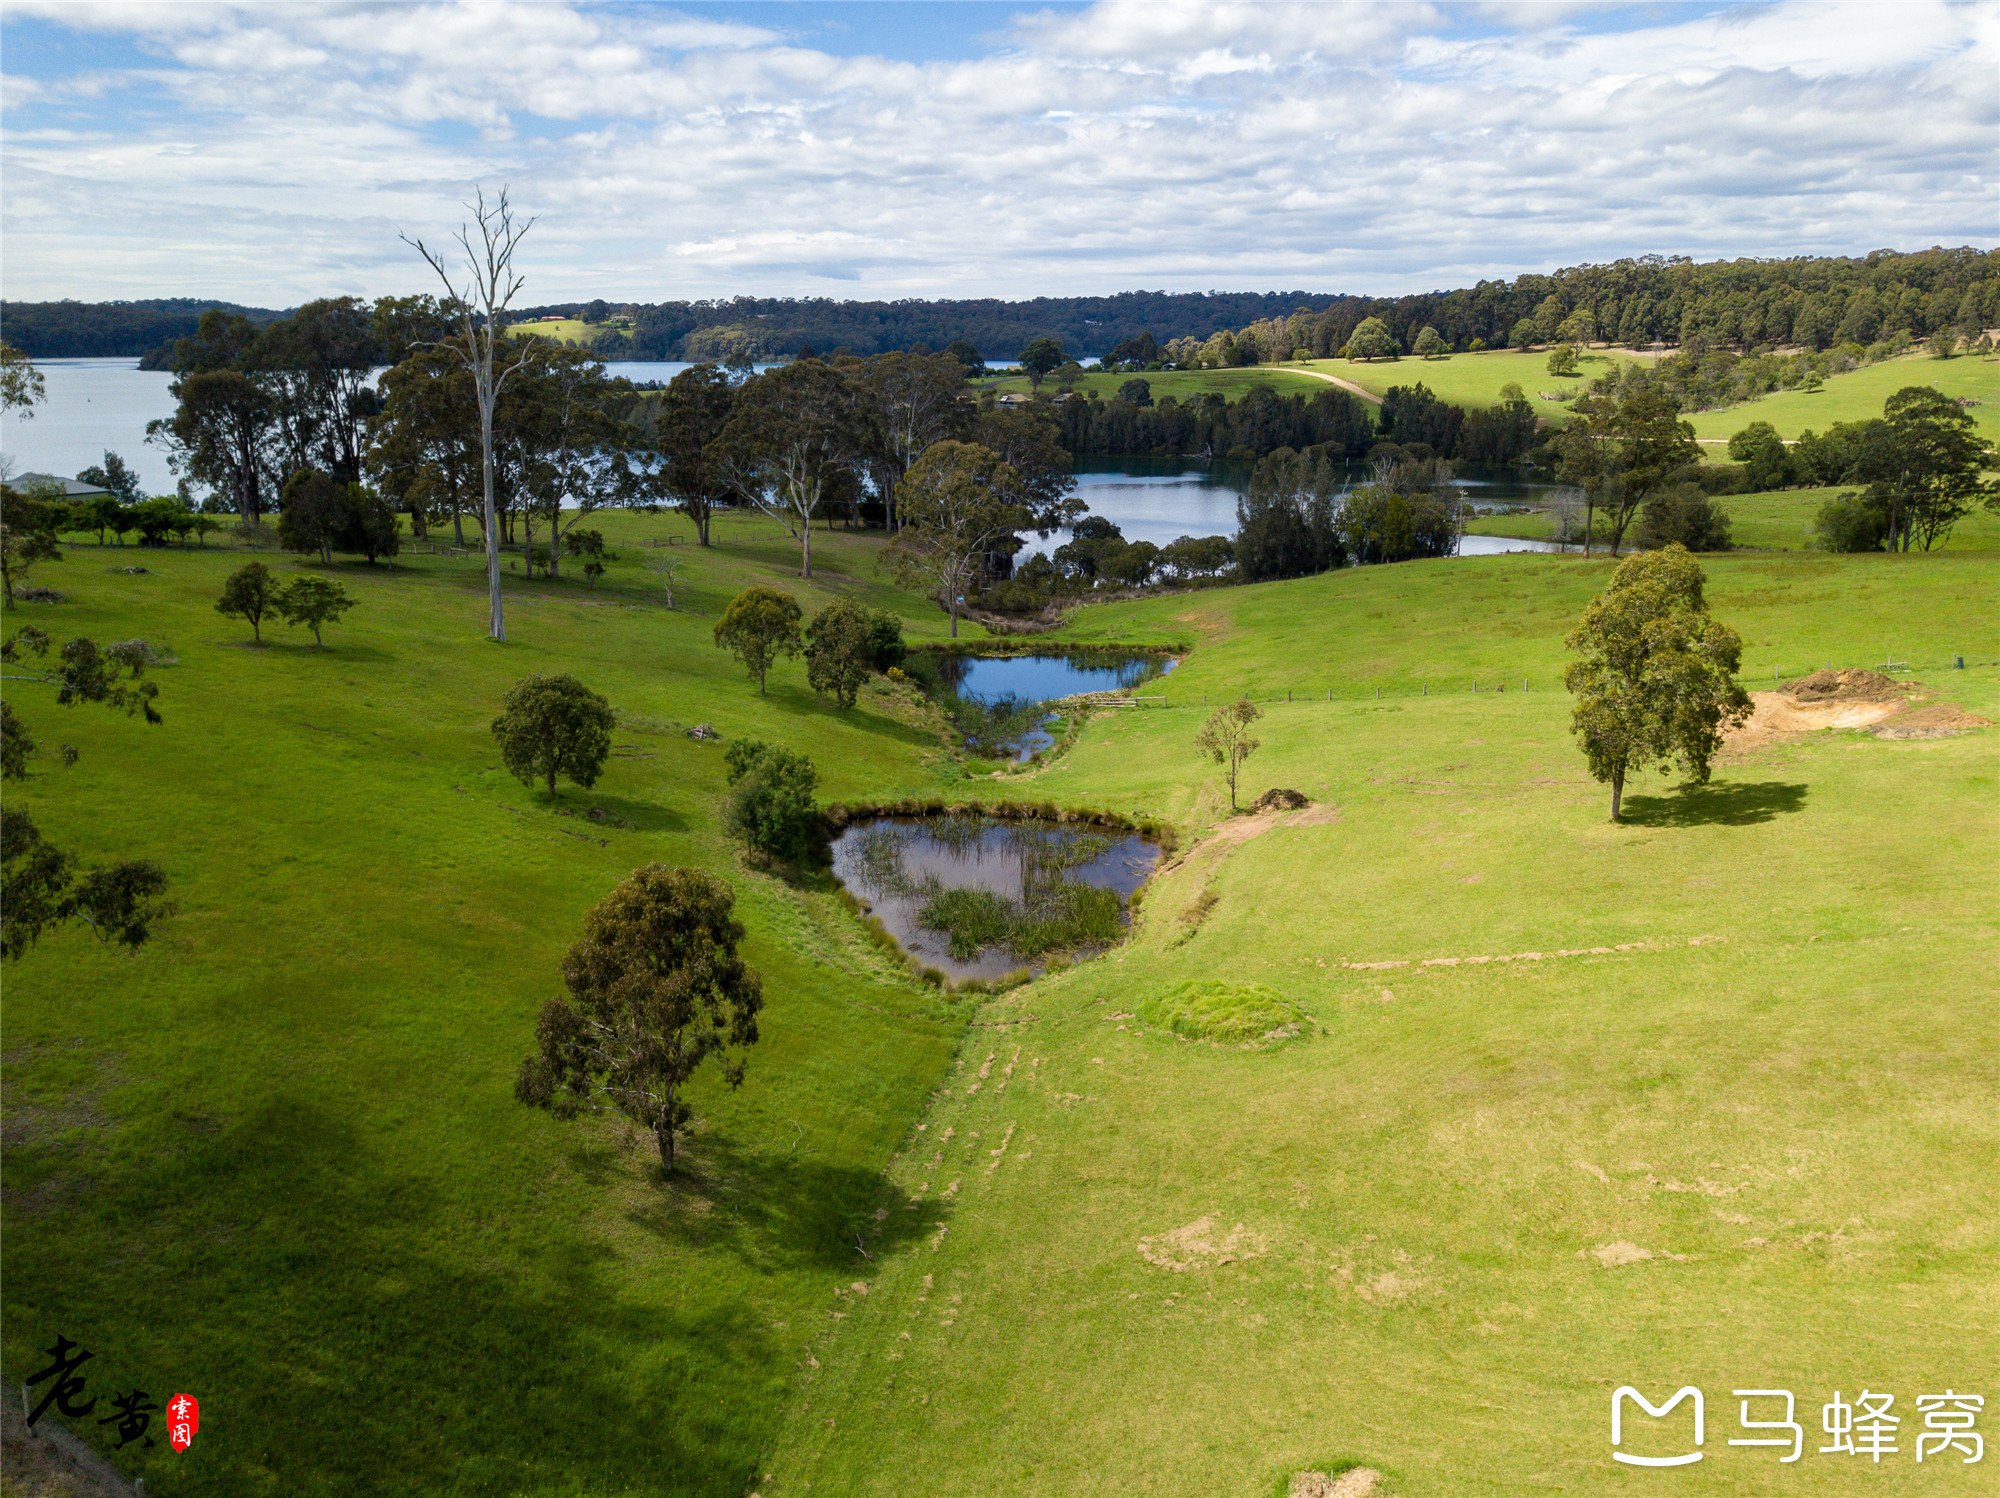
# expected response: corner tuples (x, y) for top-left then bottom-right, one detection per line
(8, 247), (1993, 364)
(0, 298), (285, 359)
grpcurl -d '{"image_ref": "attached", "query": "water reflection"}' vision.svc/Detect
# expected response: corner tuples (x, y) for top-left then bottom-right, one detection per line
(830, 815), (1161, 980)
(1019, 457), (1562, 559)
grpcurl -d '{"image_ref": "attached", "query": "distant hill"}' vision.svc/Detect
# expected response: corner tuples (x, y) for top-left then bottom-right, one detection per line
(0, 298), (287, 359)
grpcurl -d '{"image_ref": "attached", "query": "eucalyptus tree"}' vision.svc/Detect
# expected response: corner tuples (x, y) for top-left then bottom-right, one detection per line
(886, 440), (1028, 638)
(643, 362), (737, 546)
(707, 360), (870, 578)
(861, 349), (969, 530)
(403, 187), (537, 642)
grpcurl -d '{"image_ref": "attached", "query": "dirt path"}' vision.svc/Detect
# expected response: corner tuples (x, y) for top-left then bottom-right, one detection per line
(1291, 368), (1384, 406)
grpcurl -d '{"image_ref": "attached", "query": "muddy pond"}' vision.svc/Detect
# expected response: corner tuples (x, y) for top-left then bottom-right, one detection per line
(829, 815), (1162, 980)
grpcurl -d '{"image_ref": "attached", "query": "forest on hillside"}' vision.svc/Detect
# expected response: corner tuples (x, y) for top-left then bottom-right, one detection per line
(6, 248), (1993, 363)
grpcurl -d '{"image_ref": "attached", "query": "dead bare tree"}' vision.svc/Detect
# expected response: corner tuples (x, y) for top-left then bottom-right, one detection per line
(402, 188), (535, 642)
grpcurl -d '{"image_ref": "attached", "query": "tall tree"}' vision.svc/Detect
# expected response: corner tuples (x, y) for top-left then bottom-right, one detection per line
(515, 864), (763, 1171)
(644, 363), (737, 546)
(254, 297), (383, 484)
(76, 452), (145, 503)
(1345, 317), (1397, 361)
(885, 441), (1027, 638)
(1564, 545), (1750, 822)
(973, 403), (1082, 534)
(862, 350), (970, 530)
(509, 343), (627, 577)
(367, 343), (483, 545)
(1551, 383), (1700, 556)
(708, 360), (868, 578)
(1874, 385), (1993, 551)
(0, 484), (64, 605)
(404, 187), (537, 642)
(148, 369), (275, 523)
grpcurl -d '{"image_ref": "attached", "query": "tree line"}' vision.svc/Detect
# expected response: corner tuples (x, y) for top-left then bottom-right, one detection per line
(1161, 247), (1997, 365)
(0, 298), (285, 360)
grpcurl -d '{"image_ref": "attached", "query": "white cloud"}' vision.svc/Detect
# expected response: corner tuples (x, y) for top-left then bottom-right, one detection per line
(0, 0), (1991, 303)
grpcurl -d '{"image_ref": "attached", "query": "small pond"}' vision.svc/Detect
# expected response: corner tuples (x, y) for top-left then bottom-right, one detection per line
(908, 650), (1176, 759)
(830, 815), (1162, 980)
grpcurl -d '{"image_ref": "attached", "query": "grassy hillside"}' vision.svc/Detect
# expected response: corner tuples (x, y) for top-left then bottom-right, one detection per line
(514, 317), (599, 344)
(770, 551), (2000, 1497)
(1304, 347), (1649, 419)
(1681, 351), (1999, 444)
(7, 517), (1995, 1497)
(0, 512), (1001, 1496)
(1465, 486), (2000, 553)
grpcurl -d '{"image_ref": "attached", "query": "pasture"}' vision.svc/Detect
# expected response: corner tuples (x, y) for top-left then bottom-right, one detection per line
(3, 513), (1994, 1497)
(773, 550), (2000, 1496)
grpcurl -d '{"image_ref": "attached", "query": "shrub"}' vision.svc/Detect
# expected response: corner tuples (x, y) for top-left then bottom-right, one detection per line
(1813, 492), (1887, 553)
(1634, 485), (1733, 552)
(804, 594), (875, 710)
(723, 739), (819, 861)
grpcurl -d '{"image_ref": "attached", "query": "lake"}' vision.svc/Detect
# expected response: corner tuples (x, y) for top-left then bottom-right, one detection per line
(1019, 456), (1564, 559)
(3, 360), (1560, 559)
(0, 358), (744, 499)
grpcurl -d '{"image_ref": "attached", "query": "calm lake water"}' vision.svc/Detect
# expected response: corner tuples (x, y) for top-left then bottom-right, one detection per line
(1021, 456), (1563, 559)
(0, 358), (744, 499)
(829, 815), (1161, 980)
(4, 360), (1558, 559)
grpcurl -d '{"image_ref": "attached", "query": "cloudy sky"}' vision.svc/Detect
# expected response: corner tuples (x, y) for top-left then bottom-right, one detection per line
(1, 1), (1993, 306)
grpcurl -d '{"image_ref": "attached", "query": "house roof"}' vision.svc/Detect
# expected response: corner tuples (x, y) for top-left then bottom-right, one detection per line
(11, 472), (114, 498)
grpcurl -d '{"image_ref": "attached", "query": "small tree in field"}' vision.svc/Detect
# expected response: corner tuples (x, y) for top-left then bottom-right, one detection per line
(491, 673), (615, 796)
(1195, 696), (1263, 811)
(278, 575), (356, 646)
(803, 594), (875, 710)
(1345, 317), (1397, 362)
(1546, 344), (1580, 377)
(216, 561), (279, 642)
(713, 585), (802, 694)
(722, 739), (819, 862)
(516, 864), (763, 1171)
(1413, 326), (1447, 359)
(1564, 545), (1751, 822)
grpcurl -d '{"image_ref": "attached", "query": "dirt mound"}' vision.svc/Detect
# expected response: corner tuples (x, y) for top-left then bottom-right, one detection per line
(1726, 690), (1904, 750)
(1137, 1214), (1269, 1271)
(1250, 787), (1310, 811)
(1873, 703), (1993, 740)
(1787, 668), (1904, 702)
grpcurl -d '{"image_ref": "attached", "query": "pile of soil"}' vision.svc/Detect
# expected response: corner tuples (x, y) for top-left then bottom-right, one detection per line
(1787, 668), (1905, 702)
(1250, 787), (1310, 812)
(1873, 703), (1994, 740)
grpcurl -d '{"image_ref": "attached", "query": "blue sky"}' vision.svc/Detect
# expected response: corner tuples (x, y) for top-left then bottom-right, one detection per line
(1, 2), (1993, 305)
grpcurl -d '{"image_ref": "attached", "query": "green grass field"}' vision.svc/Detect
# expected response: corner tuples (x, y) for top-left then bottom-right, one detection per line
(772, 551), (2000, 1496)
(983, 366), (1333, 403)
(1303, 348), (1650, 419)
(514, 318), (598, 344)
(0, 513), (1004, 1495)
(1681, 352), (2000, 445)
(1465, 486), (2000, 554)
(5, 515), (1995, 1496)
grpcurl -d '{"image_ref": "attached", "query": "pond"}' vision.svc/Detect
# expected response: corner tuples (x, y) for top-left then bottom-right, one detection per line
(907, 650), (1176, 759)
(1017, 456), (1563, 559)
(830, 814), (1162, 981)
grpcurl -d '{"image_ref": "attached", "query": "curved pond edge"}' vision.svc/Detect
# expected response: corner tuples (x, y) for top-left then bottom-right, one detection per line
(903, 639), (1187, 661)
(822, 798), (1179, 994)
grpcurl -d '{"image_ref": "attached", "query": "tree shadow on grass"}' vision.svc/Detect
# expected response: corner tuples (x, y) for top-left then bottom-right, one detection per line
(620, 1126), (948, 1277)
(540, 789), (691, 835)
(4, 1096), (780, 1497)
(1621, 780), (1808, 827)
